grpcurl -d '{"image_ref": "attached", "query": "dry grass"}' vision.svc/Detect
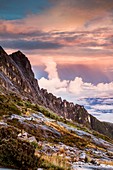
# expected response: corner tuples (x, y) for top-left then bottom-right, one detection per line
(40, 153), (71, 170)
(98, 160), (113, 166)
(45, 121), (90, 148)
(35, 148), (71, 170)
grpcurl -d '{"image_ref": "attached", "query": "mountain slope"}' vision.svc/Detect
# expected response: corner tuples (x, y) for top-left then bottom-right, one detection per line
(0, 46), (113, 140)
(0, 46), (113, 169)
(0, 91), (113, 169)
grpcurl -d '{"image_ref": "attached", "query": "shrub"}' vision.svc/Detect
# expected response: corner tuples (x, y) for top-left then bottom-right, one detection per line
(0, 126), (38, 170)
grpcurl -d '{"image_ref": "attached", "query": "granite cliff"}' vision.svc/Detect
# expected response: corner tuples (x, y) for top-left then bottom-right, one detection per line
(0, 46), (113, 139)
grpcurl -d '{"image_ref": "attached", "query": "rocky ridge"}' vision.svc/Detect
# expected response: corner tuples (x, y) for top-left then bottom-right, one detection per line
(0, 46), (113, 139)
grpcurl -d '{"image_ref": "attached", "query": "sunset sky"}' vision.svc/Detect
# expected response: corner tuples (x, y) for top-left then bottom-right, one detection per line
(0, 0), (113, 122)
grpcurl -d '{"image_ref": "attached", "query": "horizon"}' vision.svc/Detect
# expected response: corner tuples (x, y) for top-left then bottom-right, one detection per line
(0, 0), (113, 122)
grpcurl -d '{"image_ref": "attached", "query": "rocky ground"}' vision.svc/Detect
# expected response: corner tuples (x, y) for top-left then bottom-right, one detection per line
(1, 106), (113, 170)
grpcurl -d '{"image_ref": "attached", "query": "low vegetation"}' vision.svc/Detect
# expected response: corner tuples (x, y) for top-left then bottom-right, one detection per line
(0, 94), (21, 116)
(0, 91), (113, 169)
(92, 131), (113, 144)
(38, 155), (71, 170)
(0, 126), (38, 169)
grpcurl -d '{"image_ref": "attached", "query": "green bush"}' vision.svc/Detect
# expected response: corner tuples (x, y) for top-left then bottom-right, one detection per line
(0, 98), (21, 116)
(0, 126), (38, 170)
(33, 104), (63, 122)
(8, 104), (21, 115)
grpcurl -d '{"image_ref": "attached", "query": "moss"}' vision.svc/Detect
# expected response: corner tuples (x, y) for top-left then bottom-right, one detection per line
(8, 103), (21, 115)
(32, 104), (64, 122)
(0, 94), (21, 116)
(25, 101), (32, 107)
(8, 92), (22, 103)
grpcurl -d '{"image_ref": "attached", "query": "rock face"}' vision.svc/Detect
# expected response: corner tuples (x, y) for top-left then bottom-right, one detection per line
(0, 46), (43, 103)
(41, 88), (91, 127)
(0, 46), (113, 139)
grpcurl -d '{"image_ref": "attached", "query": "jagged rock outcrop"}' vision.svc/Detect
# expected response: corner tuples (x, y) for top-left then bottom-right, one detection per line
(41, 88), (91, 127)
(0, 46), (43, 103)
(0, 46), (113, 139)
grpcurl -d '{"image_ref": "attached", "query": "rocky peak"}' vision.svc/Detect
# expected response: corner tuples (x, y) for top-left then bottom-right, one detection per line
(10, 51), (35, 80)
(0, 47), (41, 102)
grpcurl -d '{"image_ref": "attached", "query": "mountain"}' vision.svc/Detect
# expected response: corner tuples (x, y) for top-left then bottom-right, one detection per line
(0, 46), (113, 169)
(0, 46), (113, 139)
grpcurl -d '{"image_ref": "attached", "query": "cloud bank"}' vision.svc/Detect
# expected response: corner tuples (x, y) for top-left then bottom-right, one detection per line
(39, 58), (113, 99)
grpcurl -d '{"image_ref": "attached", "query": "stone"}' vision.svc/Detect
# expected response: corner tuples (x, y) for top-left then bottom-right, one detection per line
(90, 159), (98, 165)
(79, 152), (86, 162)
(28, 136), (37, 143)
(85, 156), (92, 163)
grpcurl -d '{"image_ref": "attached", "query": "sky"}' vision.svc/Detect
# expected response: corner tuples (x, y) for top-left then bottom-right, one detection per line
(0, 0), (113, 122)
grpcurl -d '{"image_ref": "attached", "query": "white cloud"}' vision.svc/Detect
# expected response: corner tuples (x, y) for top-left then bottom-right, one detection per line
(42, 57), (59, 80)
(39, 58), (68, 94)
(103, 98), (113, 104)
(39, 58), (113, 99)
(96, 113), (113, 123)
(39, 77), (68, 94)
(91, 105), (113, 111)
(68, 77), (83, 95)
